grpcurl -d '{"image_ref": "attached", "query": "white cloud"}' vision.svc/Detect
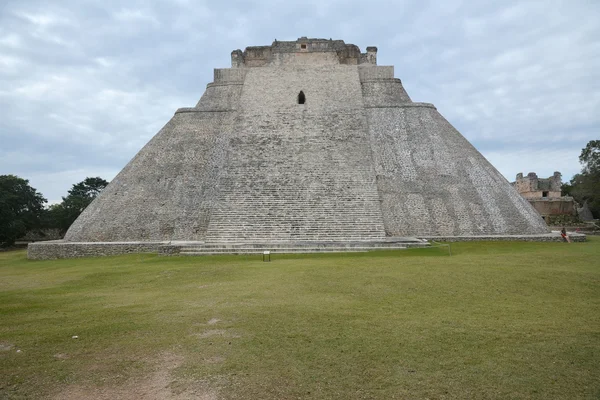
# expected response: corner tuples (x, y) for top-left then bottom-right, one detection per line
(0, 33), (22, 48)
(14, 11), (71, 27)
(0, 55), (23, 70)
(94, 57), (115, 68)
(114, 8), (160, 25)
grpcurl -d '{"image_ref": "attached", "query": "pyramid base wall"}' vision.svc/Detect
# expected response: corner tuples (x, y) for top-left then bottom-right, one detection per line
(421, 234), (586, 243)
(27, 233), (585, 260)
(27, 241), (167, 260)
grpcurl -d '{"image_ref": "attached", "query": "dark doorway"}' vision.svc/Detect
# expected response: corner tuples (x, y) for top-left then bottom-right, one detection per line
(298, 91), (306, 104)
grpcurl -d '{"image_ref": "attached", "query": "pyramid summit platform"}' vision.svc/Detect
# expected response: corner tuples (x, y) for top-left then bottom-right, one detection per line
(29, 37), (554, 259)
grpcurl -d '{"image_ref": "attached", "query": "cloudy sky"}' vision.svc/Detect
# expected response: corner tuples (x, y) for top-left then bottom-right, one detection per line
(1, 0), (598, 203)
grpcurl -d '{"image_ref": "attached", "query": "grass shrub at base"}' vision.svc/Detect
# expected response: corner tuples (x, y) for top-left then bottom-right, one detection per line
(0, 239), (599, 399)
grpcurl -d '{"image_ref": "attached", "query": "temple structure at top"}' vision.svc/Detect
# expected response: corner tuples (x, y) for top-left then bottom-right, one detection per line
(230, 37), (378, 67)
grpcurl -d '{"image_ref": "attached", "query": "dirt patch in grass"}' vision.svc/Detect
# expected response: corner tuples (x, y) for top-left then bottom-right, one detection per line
(0, 342), (14, 351)
(53, 353), (70, 360)
(204, 356), (226, 364)
(53, 353), (218, 400)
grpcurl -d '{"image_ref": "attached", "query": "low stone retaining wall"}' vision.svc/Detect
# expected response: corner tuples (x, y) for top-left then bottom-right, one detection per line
(420, 233), (586, 243)
(27, 233), (587, 260)
(158, 245), (182, 255)
(27, 241), (168, 260)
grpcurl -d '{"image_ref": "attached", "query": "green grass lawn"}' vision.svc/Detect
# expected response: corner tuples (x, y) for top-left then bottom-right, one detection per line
(1, 239), (599, 399)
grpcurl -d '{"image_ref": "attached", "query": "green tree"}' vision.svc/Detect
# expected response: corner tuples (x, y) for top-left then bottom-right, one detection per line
(41, 203), (68, 233)
(564, 140), (600, 219)
(67, 177), (109, 199)
(579, 140), (600, 174)
(55, 177), (109, 233)
(0, 175), (47, 246)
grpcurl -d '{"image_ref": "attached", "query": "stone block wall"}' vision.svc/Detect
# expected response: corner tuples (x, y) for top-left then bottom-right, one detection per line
(237, 65), (365, 112)
(194, 68), (245, 111)
(28, 241), (165, 260)
(358, 66), (394, 80)
(204, 64), (386, 242)
(529, 198), (577, 216)
(64, 110), (237, 242)
(360, 66), (411, 107)
(365, 104), (549, 236)
(421, 234), (586, 242)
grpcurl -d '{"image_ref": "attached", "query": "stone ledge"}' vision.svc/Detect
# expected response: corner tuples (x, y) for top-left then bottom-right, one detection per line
(420, 232), (586, 243)
(175, 108), (235, 114)
(27, 240), (169, 260)
(360, 78), (404, 83)
(206, 82), (244, 88)
(365, 102), (436, 109)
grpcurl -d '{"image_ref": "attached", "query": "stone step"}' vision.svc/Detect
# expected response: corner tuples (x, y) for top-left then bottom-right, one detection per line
(207, 216), (384, 220)
(159, 237), (430, 256)
(203, 238), (388, 242)
(206, 220), (385, 223)
(206, 231), (385, 234)
(206, 216), (384, 219)
(204, 231), (386, 234)
(203, 234), (388, 239)
(207, 225), (385, 228)
(182, 243), (419, 249)
(179, 247), (409, 255)
(205, 228), (385, 234)
(206, 228), (385, 232)
(205, 228), (386, 231)
(183, 241), (426, 249)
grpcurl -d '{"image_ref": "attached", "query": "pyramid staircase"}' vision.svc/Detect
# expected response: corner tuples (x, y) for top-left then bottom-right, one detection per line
(159, 238), (430, 256)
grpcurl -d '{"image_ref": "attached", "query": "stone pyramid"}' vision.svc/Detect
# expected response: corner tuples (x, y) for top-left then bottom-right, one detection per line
(65, 37), (548, 243)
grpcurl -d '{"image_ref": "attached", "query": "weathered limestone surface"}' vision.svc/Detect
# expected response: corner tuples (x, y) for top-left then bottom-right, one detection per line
(64, 111), (236, 241)
(204, 65), (385, 242)
(365, 102), (548, 235)
(28, 241), (166, 260)
(33, 37), (552, 259)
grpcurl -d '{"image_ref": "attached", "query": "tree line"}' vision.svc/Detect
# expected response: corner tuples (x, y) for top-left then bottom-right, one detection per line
(0, 176), (108, 247)
(562, 140), (600, 219)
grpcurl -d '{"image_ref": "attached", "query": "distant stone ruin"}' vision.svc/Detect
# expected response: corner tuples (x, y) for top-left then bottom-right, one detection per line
(512, 172), (577, 221)
(29, 37), (555, 259)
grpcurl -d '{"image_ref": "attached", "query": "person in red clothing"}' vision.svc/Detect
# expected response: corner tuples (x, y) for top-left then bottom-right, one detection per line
(560, 227), (571, 243)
